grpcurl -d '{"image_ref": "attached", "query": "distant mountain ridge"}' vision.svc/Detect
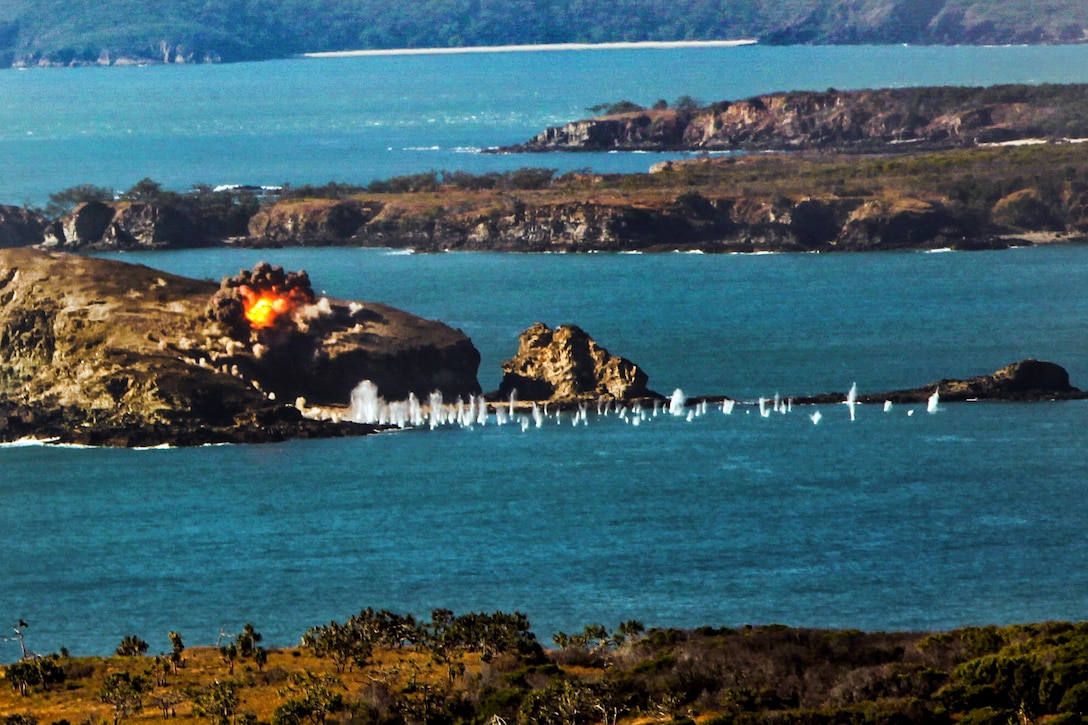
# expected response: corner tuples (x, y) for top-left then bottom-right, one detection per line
(0, 0), (1086, 67)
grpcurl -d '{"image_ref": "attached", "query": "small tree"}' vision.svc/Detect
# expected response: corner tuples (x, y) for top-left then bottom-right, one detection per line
(44, 184), (114, 218)
(5, 661), (39, 697)
(254, 647), (269, 673)
(219, 642), (238, 674)
(586, 100), (644, 116)
(99, 672), (148, 725)
(302, 621), (372, 673)
(168, 631), (185, 673)
(116, 635), (149, 657)
(674, 95), (704, 114)
(273, 671), (345, 725)
(120, 177), (164, 203)
(5, 657), (65, 696)
(615, 620), (645, 647)
(237, 623), (262, 659)
(149, 691), (185, 719)
(190, 680), (242, 725)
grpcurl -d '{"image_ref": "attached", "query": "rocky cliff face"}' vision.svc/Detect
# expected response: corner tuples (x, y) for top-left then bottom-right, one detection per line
(41, 200), (239, 250)
(496, 323), (658, 402)
(244, 192), (994, 253)
(503, 85), (1088, 154)
(0, 205), (47, 248)
(0, 250), (481, 445)
(247, 198), (382, 245)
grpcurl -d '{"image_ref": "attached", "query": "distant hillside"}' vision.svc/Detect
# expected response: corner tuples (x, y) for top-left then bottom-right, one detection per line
(0, 0), (1086, 67)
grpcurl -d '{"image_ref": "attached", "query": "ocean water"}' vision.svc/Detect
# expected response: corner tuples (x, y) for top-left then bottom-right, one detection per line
(3, 244), (1087, 658)
(4, 44), (1088, 205)
(2, 46), (1088, 658)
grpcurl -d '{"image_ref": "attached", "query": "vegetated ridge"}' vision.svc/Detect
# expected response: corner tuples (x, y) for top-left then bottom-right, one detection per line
(4, 614), (1088, 725)
(501, 84), (1088, 154)
(1, 0), (1088, 67)
(9, 139), (1088, 254)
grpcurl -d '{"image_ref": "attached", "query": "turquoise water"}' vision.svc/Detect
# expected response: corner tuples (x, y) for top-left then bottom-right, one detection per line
(2, 46), (1088, 658)
(4, 44), (1088, 205)
(3, 245), (1087, 658)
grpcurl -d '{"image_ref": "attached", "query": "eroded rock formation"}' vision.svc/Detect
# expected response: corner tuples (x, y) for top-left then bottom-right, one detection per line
(0, 205), (47, 248)
(496, 323), (658, 403)
(247, 198), (381, 245)
(501, 85), (1088, 154)
(42, 200), (240, 250)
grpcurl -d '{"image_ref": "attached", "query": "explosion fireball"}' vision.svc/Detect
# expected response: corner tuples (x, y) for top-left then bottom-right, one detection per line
(239, 285), (307, 328)
(208, 262), (316, 336)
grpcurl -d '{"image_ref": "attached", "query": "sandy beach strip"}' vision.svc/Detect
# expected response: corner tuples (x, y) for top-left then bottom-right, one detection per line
(302, 39), (757, 58)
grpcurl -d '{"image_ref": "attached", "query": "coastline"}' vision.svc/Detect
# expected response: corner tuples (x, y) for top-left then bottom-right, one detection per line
(302, 39), (758, 58)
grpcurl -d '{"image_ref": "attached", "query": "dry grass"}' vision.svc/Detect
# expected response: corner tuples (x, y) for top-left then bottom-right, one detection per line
(0, 645), (486, 723)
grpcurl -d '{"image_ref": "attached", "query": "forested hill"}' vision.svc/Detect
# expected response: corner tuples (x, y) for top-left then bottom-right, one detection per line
(0, 0), (1087, 67)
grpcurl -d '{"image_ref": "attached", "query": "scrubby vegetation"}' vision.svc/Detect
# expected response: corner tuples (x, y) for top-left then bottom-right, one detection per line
(272, 143), (1088, 238)
(4, 615), (1088, 725)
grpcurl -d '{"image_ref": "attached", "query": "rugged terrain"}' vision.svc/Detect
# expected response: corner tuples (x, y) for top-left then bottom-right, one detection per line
(496, 322), (660, 402)
(11, 137), (1088, 254)
(0, 249), (480, 446)
(502, 84), (1088, 154)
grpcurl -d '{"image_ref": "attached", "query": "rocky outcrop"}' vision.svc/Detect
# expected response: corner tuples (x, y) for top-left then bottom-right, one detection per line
(247, 198), (382, 245)
(0, 249), (481, 446)
(241, 191), (1015, 253)
(834, 197), (965, 250)
(991, 189), (1065, 231)
(795, 359), (1085, 405)
(873, 359), (1084, 403)
(0, 205), (47, 248)
(42, 201), (207, 250)
(501, 85), (1088, 154)
(495, 323), (659, 402)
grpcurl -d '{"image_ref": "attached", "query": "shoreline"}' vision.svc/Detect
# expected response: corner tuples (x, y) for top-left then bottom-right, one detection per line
(302, 39), (758, 58)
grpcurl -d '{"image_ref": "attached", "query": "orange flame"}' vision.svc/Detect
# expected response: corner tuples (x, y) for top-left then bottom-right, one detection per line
(239, 285), (295, 329)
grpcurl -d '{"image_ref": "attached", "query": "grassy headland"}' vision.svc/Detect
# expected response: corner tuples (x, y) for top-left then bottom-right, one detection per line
(4, 614), (1088, 724)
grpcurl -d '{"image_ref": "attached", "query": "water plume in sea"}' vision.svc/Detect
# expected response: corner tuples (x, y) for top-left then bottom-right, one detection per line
(846, 382), (858, 422)
(340, 379), (944, 433)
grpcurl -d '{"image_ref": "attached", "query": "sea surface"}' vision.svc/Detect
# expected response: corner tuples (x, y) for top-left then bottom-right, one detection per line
(2, 46), (1088, 659)
(4, 44), (1088, 205)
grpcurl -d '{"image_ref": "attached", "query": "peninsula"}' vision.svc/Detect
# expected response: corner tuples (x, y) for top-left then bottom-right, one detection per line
(498, 84), (1088, 154)
(7, 139), (1088, 254)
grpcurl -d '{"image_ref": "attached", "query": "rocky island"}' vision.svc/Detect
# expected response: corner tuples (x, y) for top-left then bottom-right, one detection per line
(0, 247), (1080, 447)
(0, 249), (480, 446)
